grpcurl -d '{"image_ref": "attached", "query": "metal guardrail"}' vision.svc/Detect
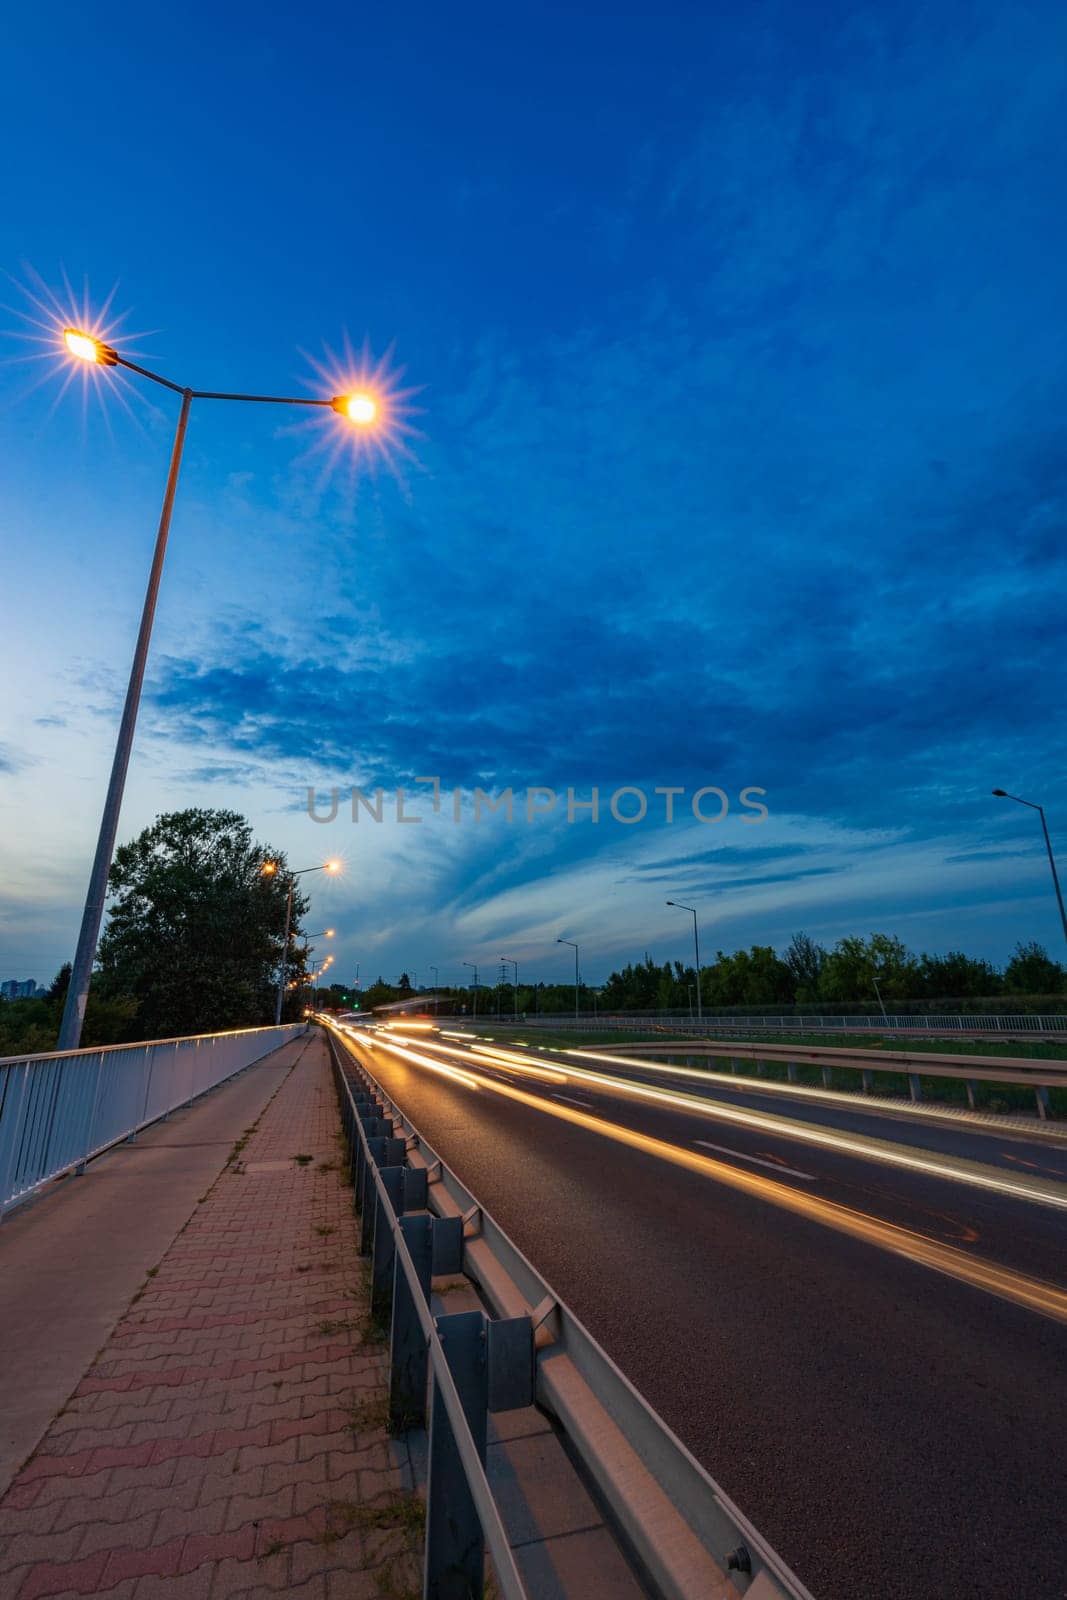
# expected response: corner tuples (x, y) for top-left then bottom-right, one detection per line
(0, 1024), (305, 1217)
(325, 1018), (815, 1600)
(500, 1011), (1067, 1035)
(571, 1039), (1067, 1120)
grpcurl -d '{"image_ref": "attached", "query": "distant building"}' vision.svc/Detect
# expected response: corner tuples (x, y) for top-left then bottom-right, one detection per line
(0, 979), (44, 1000)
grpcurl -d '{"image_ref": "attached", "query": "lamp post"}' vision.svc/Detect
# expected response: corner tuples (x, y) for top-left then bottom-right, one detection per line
(55, 327), (379, 1052)
(666, 900), (703, 1022)
(992, 789), (1067, 952)
(557, 938), (579, 1020)
(500, 956), (518, 1020)
(462, 961), (478, 1019)
(872, 972), (889, 1023)
(302, 929), (336, 1009)
(265, 861), (341, 1025)
(429, 964), (439, 1015)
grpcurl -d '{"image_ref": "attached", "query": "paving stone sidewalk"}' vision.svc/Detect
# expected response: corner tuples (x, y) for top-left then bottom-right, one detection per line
(0, 1032), (420, 1600)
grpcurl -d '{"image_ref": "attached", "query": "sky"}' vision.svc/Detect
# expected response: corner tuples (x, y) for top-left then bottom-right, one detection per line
(2, 0), (1066, 993)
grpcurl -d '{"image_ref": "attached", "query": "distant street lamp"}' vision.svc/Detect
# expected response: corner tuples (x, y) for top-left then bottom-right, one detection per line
(557, 938), (580, 1020)
(666, 900), (703, 1021)
(500, 955), (519, 1021)
(266, 861), (341, 1024)
(872, 972), (889, 1023)
(302, 929), (336, 1006)
(462, 961), (479, 1019)
(55, 327), (380, 1052)
(992, 789), (1067, 952)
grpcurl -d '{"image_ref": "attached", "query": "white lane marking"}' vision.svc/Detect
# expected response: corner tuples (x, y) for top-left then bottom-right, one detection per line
(694, 1140), (818, 1182)
(552, 1092), (595, 1109)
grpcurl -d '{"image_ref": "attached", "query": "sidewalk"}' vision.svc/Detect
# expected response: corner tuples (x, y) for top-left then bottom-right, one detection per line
(0, 1032), (419, 1600)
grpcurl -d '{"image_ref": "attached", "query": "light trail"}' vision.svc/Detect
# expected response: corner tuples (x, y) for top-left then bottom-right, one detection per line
(351, 1029), (1067, 1328)
(388, 1032), (1067, 1215)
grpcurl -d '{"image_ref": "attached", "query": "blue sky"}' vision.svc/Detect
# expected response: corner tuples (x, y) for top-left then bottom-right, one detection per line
(2, 0), (1066, 990)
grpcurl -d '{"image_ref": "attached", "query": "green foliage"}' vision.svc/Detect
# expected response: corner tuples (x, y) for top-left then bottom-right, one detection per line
(95, 808), (308, 1039)
(1003, 940), (1065, 994)
(0, 964), (138, 1056)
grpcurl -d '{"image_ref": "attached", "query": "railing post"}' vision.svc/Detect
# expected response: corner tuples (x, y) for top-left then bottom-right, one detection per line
(76, 1051), (106, 1176)
(821, 1065), (833, 1090)
(861, 1069), (874, 1093)
(787, 1062), (799, 1084)
(1035, 1084), (1052, 1121)
(966, 1080), (978, 1110)
(390, 1214), (433, 1432)
(0, 1062), (32, 1219)
(425, 1310), (488, 1600)
(908, 1073), (923, 1103)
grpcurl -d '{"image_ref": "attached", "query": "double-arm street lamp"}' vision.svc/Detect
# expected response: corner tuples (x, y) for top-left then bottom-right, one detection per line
(262, 861), (341, 1024)
(666, 900), (703, 1021)
(557, 938), (579, 1020)
(462, 961), (479, 1019)
(992, 789), (1067, 952)
(55, 327), (379, 1051)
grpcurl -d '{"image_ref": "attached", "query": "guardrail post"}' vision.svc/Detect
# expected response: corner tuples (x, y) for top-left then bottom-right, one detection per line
(432, 1215), (464, 1275)
(966, 1080), (978, 1110)
(372, 1166), (405, 1320)
(390, 1214), (434, 1431)
(354, 1115), (391, 1207)
(786, 1062), (799, 1084)
(908, 1073), (923, 1103)
(821, 1066), (833, 1090)
(360, 1136), (405, 1253)
(1035, 1084), (1052, 1121)
(426, 1310), (488, 1600)
(861, 1069), (874, 1093)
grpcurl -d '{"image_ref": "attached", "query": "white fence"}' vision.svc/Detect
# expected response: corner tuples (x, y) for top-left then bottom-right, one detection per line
(0, 1025), (305, 1217)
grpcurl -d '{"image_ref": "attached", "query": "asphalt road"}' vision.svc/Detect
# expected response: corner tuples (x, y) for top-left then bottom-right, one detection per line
(340, 1025), (1067, 1600)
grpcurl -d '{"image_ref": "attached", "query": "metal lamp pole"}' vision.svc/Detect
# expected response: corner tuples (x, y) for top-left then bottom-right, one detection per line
(501, 956), (518, 1020)
(429, 964), (439, 1014)
(462, 961), (479, 1019)
(271, 863), (340, 1025)
(557, 938), (579, 1020)
(993, 790), (1067, 952)
(55, 328), (375, 1052)
(666, 900), (703, 1022)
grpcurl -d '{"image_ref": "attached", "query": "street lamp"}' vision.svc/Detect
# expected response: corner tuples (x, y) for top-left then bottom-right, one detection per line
(429, 964), (439, 1015)
(55, 326), (379, 1051)
(462, 961), (479, 1019)
(301, 929), (336, 1005)
(666, 900), (703, 1022)
(265, 861), (341, 1025)
(500, 955), (519, 1021)
(557, 938), (579, 1020)
(992, 789), (1067, 951)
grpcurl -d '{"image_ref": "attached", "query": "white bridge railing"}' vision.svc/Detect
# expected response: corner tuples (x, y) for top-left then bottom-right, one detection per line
(0, 1024), (305, 1217)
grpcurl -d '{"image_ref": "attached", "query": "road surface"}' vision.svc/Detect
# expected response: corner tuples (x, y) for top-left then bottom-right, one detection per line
(338, 1023), (1067, 1600)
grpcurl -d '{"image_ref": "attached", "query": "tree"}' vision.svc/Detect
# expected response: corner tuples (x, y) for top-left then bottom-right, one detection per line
(918, 951), (1001, 999)
(96, 809), (306, 1038)
(819, 934), (918, 1003)
(784, 933), (826, 1001)
(1003, 941), (1065, 994)
(362, 977), (396, 1010)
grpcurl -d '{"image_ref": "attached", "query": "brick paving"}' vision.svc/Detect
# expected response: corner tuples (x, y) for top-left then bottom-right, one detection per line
(0, 1034), (420, 1600)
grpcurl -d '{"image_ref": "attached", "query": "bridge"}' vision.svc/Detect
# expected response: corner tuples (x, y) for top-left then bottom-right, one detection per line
(2, 1017), (1066, 1599)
